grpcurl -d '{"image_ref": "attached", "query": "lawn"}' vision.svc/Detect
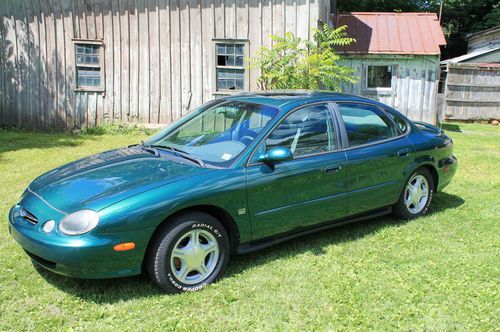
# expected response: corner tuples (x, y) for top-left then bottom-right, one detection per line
(0, 123), (498, 331)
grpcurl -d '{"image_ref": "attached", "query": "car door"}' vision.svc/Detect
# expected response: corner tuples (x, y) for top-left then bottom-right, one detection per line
(335, 102), (413, 216)
(245, 103), (348, 240)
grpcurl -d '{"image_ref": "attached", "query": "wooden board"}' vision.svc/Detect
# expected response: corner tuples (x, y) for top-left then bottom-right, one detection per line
(0, 0), (324, 129)
(340, 55), (441, 124)
(444, 63), (500, 120)
(158, 0), (172, 124)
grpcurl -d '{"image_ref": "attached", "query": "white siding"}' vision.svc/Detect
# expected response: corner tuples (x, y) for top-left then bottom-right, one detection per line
(341, 54), (441, 124)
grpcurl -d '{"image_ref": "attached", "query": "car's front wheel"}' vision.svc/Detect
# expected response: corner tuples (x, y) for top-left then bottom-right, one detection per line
(393, 168), (434, 219)
(146, 211), (230, 293)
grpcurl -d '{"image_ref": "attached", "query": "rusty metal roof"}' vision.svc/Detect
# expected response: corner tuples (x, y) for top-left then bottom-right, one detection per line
(334, 12), (447, 55)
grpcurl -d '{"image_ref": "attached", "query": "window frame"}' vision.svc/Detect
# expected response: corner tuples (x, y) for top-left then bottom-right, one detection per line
(151, 99), (280, 169)
(247, 102), (341, 166)
(364, 64), (397, 94)
(212, 39), (250, 96)
(333, 101), (410, 150)
(383, 107), (411, 135)
(73, 38), (105, 92)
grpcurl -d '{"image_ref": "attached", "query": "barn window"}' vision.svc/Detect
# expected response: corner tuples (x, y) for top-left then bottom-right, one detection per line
(74, 41), (104, 91)
(366, 65), (395, 89)
(215, 43), (245, 91)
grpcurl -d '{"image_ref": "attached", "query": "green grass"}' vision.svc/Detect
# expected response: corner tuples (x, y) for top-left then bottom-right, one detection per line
(0, 123), (498, 331)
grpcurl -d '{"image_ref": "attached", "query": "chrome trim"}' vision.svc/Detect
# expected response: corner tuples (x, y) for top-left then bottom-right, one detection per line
(333, 101), (411, 151)
(19, 207), (39, 224)
(27, 187), (68, 215)
(246, 101), (339, 167)
(245, 99), (416, 167)
(255, 192), (347, 216)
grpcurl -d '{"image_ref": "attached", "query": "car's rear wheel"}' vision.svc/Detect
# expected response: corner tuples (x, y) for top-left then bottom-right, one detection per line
(146, 211), (230, 293)
(393, 168), (434, 219)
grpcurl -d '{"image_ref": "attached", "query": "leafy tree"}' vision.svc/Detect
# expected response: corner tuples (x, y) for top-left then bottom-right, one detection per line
(249, 24), (357, 91)
(337, 0), (435, 12)
(482, 7), (500, 30)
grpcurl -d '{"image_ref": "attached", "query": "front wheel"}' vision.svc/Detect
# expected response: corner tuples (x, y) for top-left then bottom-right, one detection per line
(393, 168), (434, 219)
(146, 212), (230, 293)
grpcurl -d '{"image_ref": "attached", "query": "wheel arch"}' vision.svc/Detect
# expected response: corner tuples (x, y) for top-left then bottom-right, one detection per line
(144, 204), (241, 263)
(406, 160), (439, 192)
(418, 164), (438, 192)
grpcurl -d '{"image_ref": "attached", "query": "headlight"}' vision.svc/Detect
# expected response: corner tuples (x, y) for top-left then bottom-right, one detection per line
(59, 210), (99, 235)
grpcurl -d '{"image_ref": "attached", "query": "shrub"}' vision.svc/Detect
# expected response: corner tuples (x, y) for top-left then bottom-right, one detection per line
(75, 122), (159, 136)
(249, 24), (357, 91)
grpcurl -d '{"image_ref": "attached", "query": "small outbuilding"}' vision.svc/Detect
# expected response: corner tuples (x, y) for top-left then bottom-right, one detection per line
(333, 12), (446, 124)
(439, 26), (500, 121)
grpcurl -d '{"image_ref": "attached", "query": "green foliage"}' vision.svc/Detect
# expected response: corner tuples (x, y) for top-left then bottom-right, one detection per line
(337, 0), (435, 12)
(249, 24), (357, 91)
(76, 121), (159, 136)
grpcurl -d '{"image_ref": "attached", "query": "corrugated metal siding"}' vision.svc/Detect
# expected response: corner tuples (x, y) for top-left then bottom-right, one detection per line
(334, 12), (446, 55)
(467, 26), (500, 53)
(0, 0), (326, 130)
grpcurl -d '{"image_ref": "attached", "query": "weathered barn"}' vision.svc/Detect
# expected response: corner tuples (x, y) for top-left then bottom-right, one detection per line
(334, 12), (446, 124)
(0, 0), (331, 129)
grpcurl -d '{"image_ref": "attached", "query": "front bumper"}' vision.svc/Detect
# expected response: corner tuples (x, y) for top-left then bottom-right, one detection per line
(437, 155), (458, 191)
(8, 202), (155, 279)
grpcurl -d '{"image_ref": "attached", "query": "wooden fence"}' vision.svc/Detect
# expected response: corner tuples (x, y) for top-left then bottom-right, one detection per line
(444, 63), (500, 120)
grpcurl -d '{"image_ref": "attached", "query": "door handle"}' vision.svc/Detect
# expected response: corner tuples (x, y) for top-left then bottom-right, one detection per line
(396, 148), (410, 157)
(324, 164), (342, 174)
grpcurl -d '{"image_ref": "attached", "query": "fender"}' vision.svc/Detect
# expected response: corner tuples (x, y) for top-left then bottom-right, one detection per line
(404, 155), (436, 177)
(399, 155), (438, 194)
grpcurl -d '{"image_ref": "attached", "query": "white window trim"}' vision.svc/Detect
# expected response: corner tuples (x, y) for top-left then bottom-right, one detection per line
(72, 38), (105, 92)
(212, 39), (250, 96)
(363, 64), (397, 95)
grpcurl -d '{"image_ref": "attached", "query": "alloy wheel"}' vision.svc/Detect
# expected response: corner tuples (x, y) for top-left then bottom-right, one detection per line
(170, 229), (220, 285)
(404, 174), (429, 214)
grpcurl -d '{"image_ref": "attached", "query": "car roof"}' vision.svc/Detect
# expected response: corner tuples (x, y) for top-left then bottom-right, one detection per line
(219, 90), (381, 110)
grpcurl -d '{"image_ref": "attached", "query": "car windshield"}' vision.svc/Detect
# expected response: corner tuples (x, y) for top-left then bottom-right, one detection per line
(145, 101), (279, 167)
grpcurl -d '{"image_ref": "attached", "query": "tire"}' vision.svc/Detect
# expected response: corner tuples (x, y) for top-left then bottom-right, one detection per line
(392, 168), (434, 220)
(146, 211), (230, 293)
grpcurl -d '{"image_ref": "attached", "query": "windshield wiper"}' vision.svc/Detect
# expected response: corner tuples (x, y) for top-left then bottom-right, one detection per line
(146, 144), (205, 167)
(128, 141), (160, 156)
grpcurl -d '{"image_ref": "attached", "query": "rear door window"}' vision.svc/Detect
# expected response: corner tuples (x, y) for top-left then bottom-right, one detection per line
(338, 103), (398, 147)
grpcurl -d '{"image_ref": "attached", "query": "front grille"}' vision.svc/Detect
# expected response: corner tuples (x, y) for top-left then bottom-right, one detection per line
(19, 207), (39, 224)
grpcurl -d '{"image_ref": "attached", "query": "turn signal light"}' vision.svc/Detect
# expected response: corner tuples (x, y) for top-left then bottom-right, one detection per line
(113, 242), (136, 251)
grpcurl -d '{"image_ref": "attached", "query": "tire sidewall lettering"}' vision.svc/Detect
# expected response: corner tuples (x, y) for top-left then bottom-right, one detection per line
(165, 221), (225, 290)
(407, 171), (433, 216)
(167, 272), (207, 292)
(191, 223), (223, 238)
(421, 188), (433, 215)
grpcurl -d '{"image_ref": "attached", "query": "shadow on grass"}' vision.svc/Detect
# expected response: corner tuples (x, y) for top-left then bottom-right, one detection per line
(441, 123), (462, 132)
(34, 192), (464, 304)
(0, 129), (93, 158)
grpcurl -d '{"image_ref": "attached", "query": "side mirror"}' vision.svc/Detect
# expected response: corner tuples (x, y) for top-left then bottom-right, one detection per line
(257, 147), (293, 163)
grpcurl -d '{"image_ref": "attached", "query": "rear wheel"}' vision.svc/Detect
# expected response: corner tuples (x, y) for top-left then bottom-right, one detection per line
(146, 212), (230, 293)
(393, 168), (434, 219)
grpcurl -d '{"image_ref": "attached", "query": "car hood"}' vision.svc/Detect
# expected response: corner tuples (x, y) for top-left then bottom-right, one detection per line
(28, 147), (210, 213)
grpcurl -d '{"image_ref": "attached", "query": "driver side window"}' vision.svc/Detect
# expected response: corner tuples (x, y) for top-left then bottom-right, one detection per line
(252, 104), (336, 162)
